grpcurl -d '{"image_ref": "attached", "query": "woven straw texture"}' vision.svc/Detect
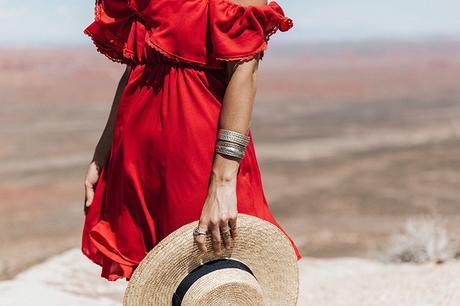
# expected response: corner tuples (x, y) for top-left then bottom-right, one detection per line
(123, 213), (299, 306)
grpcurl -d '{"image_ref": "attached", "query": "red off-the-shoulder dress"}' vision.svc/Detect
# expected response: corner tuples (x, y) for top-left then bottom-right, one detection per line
(81, 0), (301, 281)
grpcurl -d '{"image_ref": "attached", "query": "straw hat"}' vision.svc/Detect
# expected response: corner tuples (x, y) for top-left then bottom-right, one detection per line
(123, 213), (299, 306)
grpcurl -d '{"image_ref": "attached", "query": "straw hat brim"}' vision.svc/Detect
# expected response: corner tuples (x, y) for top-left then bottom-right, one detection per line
(123, 213), (299, 306)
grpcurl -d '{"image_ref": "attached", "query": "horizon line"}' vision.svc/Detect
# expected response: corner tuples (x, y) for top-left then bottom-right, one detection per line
(1, 34), (460, 49)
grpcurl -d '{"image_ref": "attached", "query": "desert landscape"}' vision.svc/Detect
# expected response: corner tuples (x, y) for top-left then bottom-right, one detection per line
(1, 39), (460, 304)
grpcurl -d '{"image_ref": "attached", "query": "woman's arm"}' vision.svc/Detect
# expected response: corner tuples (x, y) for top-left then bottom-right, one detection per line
(84, 65), (132, 213)
(195, 54), (261, 254)
(91, 65), (132, 169)
(212, 55), (260, 179)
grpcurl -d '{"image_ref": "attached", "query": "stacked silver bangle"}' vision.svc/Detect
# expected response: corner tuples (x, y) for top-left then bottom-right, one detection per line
(215, 129), (250, 160)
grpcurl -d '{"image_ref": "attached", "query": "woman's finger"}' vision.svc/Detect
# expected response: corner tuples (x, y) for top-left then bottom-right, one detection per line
(84, 181), (95, 208)
(228, 215), (238, 239)
(83, 184), (90, 215)
(210, 220), (222, 255)
(220, 220), (233, 250)
(194, 221), (209, 253)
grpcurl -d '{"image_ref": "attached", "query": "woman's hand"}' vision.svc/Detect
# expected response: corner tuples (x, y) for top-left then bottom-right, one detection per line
(83, 137), (110, 215)
(83, 160), (103, 215)
(195, 154), (240, 255)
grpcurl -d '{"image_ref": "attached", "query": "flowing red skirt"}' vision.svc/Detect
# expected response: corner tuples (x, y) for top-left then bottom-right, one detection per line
(81, 56), (302, 281)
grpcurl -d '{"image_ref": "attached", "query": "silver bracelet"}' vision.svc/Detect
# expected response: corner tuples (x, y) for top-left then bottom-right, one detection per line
(215, 141), (245, 159)
(217, 129), (250, 147)
(215, 145), (244, 160)
(216, 140), (246, 153)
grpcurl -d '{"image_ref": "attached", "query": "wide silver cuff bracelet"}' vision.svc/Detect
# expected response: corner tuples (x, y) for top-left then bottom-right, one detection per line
(215, 140), (246, 159)
(217, 129), (250, 147)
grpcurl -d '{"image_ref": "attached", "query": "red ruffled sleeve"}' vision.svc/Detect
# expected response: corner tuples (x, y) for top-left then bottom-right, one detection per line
(209, 0), (293, 62)
(84, 0), (293, 67)
(84, 0), (146, 65)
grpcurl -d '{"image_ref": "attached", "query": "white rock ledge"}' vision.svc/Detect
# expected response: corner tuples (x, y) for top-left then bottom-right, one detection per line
(1, 248), (459, 306)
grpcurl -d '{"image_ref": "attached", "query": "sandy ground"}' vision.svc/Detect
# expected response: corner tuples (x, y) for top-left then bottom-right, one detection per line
(1, 248), (459, 306)
(1, 40), (460, 281)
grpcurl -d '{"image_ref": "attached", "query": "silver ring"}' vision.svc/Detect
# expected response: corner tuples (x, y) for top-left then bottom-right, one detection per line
(193, 227), (207, 237)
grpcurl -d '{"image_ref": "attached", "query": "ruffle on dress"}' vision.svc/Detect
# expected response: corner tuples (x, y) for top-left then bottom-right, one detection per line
(209, 0), (293, 61)
(84, 0), (293, 68)
(84, 0), (147, 65)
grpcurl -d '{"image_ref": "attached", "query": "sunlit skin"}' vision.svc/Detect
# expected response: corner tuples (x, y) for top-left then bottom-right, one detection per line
(84, 0), (267, 256)
(194, 55), (261, 255)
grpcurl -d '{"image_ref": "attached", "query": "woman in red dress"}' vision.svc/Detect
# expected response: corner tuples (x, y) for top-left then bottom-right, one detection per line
(81, 0), (301, 282)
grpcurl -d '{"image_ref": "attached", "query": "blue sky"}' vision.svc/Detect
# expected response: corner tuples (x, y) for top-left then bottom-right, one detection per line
(0, 0), (459, 46)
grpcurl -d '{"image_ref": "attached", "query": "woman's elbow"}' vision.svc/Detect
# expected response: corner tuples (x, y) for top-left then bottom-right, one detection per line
(230, 58), (259, 89)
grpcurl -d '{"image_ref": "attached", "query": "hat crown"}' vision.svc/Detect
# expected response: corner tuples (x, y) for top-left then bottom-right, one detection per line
(182, 268), (264, 306)
(173, 258), (262, 305)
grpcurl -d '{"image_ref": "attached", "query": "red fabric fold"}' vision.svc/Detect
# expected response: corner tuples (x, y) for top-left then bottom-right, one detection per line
(81, 164), (151, 282)
(209, 0), (294, 61)
(84, 0), (146, 65)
